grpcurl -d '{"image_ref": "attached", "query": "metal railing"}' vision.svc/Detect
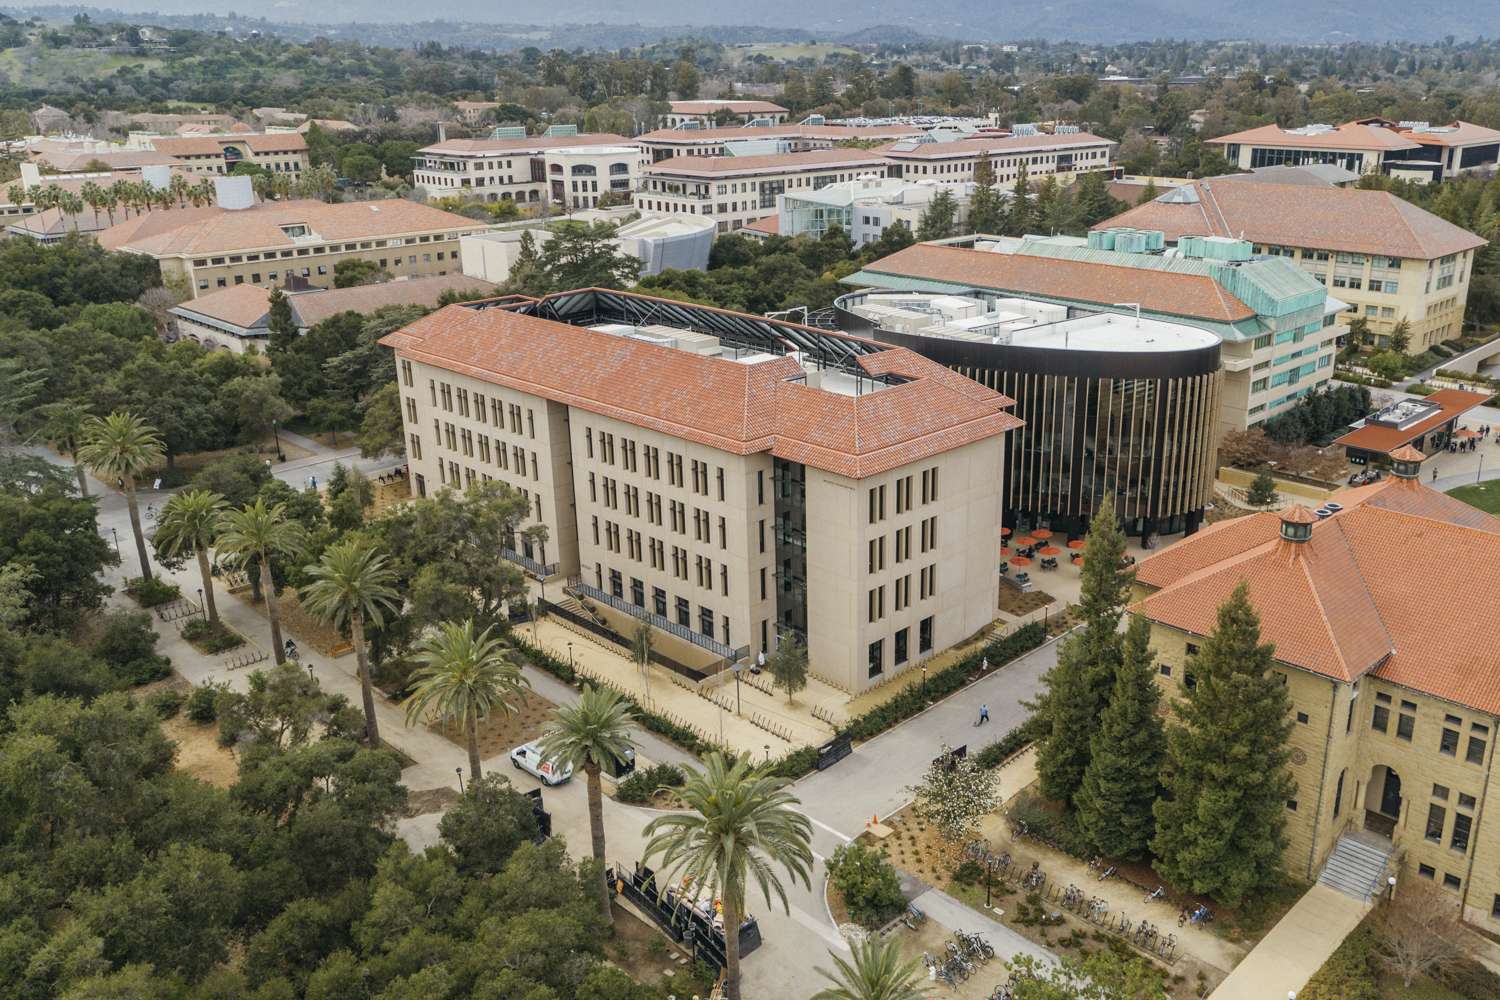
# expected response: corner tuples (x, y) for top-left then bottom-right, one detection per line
(564, 576), (746, 663)
(501, 547), (558, 579)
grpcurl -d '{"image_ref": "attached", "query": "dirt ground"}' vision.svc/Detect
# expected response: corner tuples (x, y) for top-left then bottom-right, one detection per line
(233, 588), (348, 656)
(998, 586), (1056, 617)
(884, 918), (1022, 1000)
(878, 808), (1231, 999)
(602, 901), (718, 996)
(427, 687), (557, 757)
(161, 713), (239, 788)
(405, 786), (460, 818)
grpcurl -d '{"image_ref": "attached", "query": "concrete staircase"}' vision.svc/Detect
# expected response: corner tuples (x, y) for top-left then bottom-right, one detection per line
(1317, 834), (1392, 902)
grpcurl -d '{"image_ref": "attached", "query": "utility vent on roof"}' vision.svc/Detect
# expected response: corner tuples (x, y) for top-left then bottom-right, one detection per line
(1398, 121), (1431, 130)
(1011, 123), (1039, 136)
(489, 126), (527, 139)
(542, 124), (578, 137)
(1056, 124), (1080, 134)
(1287, 124), (1336, 135)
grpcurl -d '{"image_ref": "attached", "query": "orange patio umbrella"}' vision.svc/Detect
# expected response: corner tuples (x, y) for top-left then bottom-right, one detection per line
(1009, 555), (1032, 567)
(1039, 546), (1062, 556)
(1031, 528), (1054, 540)
(1013, 535), (1036, 548)
(1066, 539), (1086, 550)
(1001, 526), (1012, 537)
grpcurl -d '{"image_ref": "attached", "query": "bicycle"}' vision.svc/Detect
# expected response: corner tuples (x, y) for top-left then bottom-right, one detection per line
(1143, 885), (1165, 904)
(965, 839), (990, 862)
(1177, 907), (1189, 928)
(1097, 865), (1116, 882)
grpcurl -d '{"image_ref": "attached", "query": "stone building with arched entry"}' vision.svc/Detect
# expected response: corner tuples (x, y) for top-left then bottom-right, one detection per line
(1133, 445), (1500, 926)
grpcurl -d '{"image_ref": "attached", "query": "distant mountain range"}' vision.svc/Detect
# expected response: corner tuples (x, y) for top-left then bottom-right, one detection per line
(9, 0), (1496, 43)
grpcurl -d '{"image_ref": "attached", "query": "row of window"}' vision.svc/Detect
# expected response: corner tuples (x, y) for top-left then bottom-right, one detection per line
(191, 232), (456, 269)
(866, 517), (941, 571)
(1370, 691), (1490, 764)
(868, 468), (940, 523)
(867, 617), (935, 678)
(866, 564), (940, 622)
(598, 565), (731, 646)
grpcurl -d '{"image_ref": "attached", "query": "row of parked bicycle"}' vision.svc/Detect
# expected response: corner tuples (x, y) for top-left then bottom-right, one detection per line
(921, 929), (996, 988)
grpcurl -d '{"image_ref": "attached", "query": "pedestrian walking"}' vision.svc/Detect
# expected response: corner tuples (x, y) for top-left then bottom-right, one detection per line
(1433, 467), (1439, 482)
(978, 704), (990, 725)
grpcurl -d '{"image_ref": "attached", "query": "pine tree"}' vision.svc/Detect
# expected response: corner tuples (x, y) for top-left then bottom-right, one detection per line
(916, 189), (957, 241)
(1005, 163), (1033, 236)
(967, 150), (1003, 234)
(1030, 497), (1132, 805)
(1074, 615), (1165, 860)
(1151, 582), (1295, 908)
(267, 287), (297, 354)
(505, 230), (548, 295)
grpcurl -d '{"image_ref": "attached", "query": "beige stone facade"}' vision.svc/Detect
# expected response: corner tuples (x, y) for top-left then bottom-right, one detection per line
(167, 232), (471, 296)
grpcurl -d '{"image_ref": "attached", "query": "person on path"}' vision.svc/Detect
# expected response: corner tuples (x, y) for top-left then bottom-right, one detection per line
(978, 704), (990, 725)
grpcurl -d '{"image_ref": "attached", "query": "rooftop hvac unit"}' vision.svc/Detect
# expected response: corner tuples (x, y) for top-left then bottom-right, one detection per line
(1055, 124), (1080, 134)
(744, 117), (775, 128)
(1178, 234), (1205, 258)
(1011, 123), (1039, 136)
(1115, 230), (1148, 254)
(489, 125), (527, 139)
(800, 114), (826, 126)
(1087, 230), (1116, 251)
(1398, 120), (1430, 130)
(1142, 229), (1165, 251)
(542, 124), (578, 137)
(1203, 236), (1252, 262)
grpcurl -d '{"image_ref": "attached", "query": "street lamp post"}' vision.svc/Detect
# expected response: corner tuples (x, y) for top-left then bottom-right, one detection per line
(271, 419), (284, 462)
(307, 661), (315, 682)
(922, 664), (928, 694)
(111, 527), (120, 554)
(764, 744), (771, 764)
(734, 664), (742, 715)
(456, 767), (464, 794)
(197, 587), (205, 619)
(567, 641), (574, 671)
(1479, 454), (1485, 483)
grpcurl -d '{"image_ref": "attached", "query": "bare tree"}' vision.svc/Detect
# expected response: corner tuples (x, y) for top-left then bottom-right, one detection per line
(1373, 879), (1465, 988)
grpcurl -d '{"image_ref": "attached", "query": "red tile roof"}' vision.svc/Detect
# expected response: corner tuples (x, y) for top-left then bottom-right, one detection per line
(1135, 476), (1500, 712)
(1096, 179), (1486, 260)
(1332, 388), (1492, 453)
(638, 124), (922, 144)
(742, 215), (780, 236)
(879, 132), (1114, 158)
(1207, 121), (1422, 152)
(380, 302), (1021, 479)
(644, 148), (888, 176)
(418, 133), (630, 156)
(151, 133), (308, 156)
(860, 243), (1256, 324)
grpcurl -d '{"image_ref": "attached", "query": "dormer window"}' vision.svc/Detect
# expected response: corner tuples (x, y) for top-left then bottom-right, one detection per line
(280, 224), (309, 239)
(1279, 504), (1317, 543)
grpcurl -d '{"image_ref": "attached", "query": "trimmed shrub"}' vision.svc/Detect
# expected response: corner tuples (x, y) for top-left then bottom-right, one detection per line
(975, 716), (1043, 769)
(92, 610), (171, 685)
(615, 763), (686, 804)
(827, 843), (906, 928)
(146, 688), (186, 719)
(767, 745), (820, 780)
(125, 576), (181, 608)
(186, 682), (226, 724)
(1434, 957), (1500, 999)
(1298, 924), (1380, 1000)
(180, 619), (245, 653)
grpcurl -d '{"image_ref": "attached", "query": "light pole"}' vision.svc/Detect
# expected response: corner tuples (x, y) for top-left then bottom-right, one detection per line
(271, 419), (284, 462)
(567, 641), (574, 671)
(307, 661), (315, 682)
(1479, 454), (1485, 483)
(734, 663), (742, 715)
(111, 527), (120, 554)
(922, 664), (928, 694)
(764, 744), (771, 763)
(456, 767), (464, 794)
(1387, 875), (1397, 901)
(197, 587), (205, 619)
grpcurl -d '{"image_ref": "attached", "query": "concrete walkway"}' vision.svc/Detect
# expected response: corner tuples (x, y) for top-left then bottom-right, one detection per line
(1207, 885), (1369, 1000)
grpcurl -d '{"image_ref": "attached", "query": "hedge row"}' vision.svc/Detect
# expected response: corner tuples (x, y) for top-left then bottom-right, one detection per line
(974, 715), (1045, 769)
(1331, 372), (1394, 389)
(840, 621), (1048, 744)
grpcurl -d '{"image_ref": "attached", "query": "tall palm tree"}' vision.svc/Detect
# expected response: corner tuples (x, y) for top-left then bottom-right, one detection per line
(403, 620), (528, 780)
(6, 183), (24, 208)
(215, 498), (306, 664)
(643, 753), (814, 1000)
(811, 937), (927, 1000)
(59, 191), (84, 232)
(77, 411), (164, 581)
(79, 180), (103, 229)
(169, 172), (190, 209)
(301, 538), (400, 746)
(35, 401), (91, 497)
(153, 490), (228, 626)
(538, 686), (636, 925)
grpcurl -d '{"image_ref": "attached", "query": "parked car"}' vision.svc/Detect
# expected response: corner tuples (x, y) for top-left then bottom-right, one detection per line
(510, 740), (574, 786)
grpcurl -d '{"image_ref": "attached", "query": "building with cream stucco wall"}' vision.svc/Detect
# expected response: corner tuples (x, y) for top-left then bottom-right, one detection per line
(1133, 448), (1500, 927)
(380, 289), (1020, 693)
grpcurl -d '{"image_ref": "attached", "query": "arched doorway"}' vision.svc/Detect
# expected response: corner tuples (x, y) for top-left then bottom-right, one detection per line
(1365, 764), (1402, 837)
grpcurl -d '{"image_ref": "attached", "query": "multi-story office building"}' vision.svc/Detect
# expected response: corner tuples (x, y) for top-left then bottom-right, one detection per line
(847, 232), (1345, 440)
(100, 176), (487, 297)
(411, 133), (639, 205)
(880, 132), (1116, 185)
(452, 101), (501, 127)
(1207, 118), (1500, 183)
(662, 100), (790, 129)
(635, 149), (892, 232)
(1097, 177), (1485, 352)
(1133, 448), (1500, 928)
(636, 123), (924, 162)
(379, 288), (1021, 693)
(835, 290), (1221, 543)
(148, 133), (310, 176)
(777, 177), (976, 246)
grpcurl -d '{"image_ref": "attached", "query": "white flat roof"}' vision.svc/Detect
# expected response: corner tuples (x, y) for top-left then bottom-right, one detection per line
(1009, 313), (1219, 353)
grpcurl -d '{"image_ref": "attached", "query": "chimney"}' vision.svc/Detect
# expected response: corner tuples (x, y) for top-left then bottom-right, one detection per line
(438, 121), (448, 143)
(213, 174), (254, 211)
(1278, 504), (1317, 544)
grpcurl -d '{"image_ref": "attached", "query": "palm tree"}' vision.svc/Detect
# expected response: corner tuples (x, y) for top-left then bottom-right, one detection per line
(215, 498), (306, 664)
(79, 180), (103, 229)
(190, 179), (215, 207)
(153, 490), (228, 626)
(404, 619), (528, 781)
(77, 411), (164, 581)
(538, 686), (636, 925)
(811, 937), (926, 1000)
(169, 172), (190, 209)
(107, 180), (130, 219)
(6, 183), (24, 208)
(643, 753), (814, 1000)
(102, 184), (117, 225)
(301, 538), (400, 746)
(59, 191), (84, 232)
(35, 401), (90, 496)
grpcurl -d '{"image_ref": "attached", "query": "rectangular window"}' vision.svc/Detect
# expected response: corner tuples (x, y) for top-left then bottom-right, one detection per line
(1426, 804), (1446, 842)
(894, 627), (909, 665)
(1418, 864), (1436, 880)
(919, 615), (933, 654)
(1441, 726), (1460, 756)
(867, 639), (883, 679)
(1397, 704), (1416, 742)
(1433, 784), (1449, 800)
(1452, 813), (1472, 854)
(1444, 874), (1462, 891)
(1468, 728), (1488, 765)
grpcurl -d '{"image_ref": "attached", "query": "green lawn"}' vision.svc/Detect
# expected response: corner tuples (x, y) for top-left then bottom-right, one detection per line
(1448, 482), (1500, 515)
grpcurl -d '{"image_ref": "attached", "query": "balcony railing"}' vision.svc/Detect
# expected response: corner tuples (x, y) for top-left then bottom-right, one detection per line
(502, 547), (559, 580)
(565, 576), (746, 663)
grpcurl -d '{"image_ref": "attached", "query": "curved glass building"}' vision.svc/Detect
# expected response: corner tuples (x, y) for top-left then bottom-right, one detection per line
(835, 290), (1222, 543)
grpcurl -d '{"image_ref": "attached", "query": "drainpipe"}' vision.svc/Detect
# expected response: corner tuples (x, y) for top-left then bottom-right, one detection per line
(1306, 678), (1339, 880)
(1459, 714), (1499, 917)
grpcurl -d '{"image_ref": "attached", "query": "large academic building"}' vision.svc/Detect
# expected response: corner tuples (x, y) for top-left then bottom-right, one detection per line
(1134, 448), (1500, 928)
(380, 290), (1022, 693)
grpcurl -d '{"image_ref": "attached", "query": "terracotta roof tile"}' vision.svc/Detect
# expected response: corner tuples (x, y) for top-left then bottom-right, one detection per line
(419, 133), (630, 156)
(861, 243), (1256, 324)
(644, 148), (888, 176)
(1097, 179), (1486, 260)
(638, 124), (921, 143)
(879, 132), (1114, 158)
(151, 133), (308, 156)
(99, 198), (482, 257)
(1207, 121), (1422, 152)
(380, 303), (1021, 479)
(1134, 477), (1500, 712)
(1332, 388), (1492, 453)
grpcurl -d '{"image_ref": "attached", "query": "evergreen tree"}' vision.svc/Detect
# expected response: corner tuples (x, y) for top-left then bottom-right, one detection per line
(1030, 498), (1132, 805)
(915, 189), (957, 241)
(1137, 178), (1159, 205)
(1073, 171), (1125, 229)
(967, 151), (1004, 234)
(1005, 162), (1033, 236)
(1152, 582), (1295, 908)
(267, 287), (296, 354)
(1074, 615), (1165, 860)
(505, 230), (548, 294)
